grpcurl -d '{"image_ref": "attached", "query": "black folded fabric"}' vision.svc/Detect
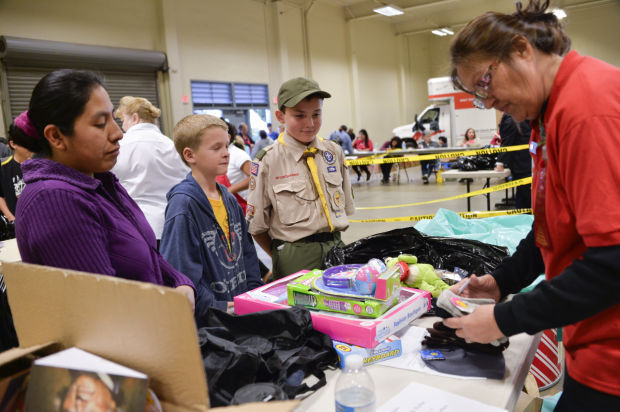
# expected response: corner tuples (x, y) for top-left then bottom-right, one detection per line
(421, 321), (508, 379)
(422, 321), (509, 355)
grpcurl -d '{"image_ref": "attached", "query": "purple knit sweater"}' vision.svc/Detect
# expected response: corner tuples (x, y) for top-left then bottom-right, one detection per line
(15, 158), (194, 289)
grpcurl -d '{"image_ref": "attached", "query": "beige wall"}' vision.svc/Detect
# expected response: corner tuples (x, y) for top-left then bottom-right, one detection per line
(1, 0), (618, 139)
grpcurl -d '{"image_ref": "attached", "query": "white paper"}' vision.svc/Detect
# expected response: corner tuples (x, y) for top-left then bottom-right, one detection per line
(380, 326), (484, 380)
(378, 382), (508, 412)
(35, 347), (147, 379)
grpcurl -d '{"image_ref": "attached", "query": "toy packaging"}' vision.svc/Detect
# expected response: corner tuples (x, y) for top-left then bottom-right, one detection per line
(286, 264), (403, 318)
(333, 335), (402, 368)
(234, 271), (431, 348)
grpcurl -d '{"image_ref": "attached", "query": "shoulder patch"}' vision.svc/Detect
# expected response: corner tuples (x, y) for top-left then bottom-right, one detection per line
(255, 144), (275, 161)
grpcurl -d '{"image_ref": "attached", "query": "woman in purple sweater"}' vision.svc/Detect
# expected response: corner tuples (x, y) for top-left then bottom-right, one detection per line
(14, 69), (195, 309)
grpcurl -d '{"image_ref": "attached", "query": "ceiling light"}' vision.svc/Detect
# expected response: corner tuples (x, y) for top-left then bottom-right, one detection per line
(431, 29), (447, 36)
(373, 5), (404, 16)
(440, 28), (454, 35)
(552, 8), (567, 20)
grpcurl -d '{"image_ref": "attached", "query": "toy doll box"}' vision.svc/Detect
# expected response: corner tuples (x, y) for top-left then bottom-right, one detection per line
(234, 271), (431, 348)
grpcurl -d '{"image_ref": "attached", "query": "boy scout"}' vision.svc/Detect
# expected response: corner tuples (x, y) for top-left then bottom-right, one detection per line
(246, 77), (355, 279)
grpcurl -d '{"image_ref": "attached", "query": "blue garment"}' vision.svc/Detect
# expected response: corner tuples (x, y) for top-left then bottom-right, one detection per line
(328, 130), (353, 155)
(160, 173), (263, 318)
(268, 131), (279, 140)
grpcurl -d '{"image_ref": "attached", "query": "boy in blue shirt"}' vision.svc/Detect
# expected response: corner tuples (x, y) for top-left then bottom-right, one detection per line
(160, 114), (262, 318)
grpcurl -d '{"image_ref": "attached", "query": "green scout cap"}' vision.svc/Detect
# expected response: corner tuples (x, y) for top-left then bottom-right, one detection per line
(277, 77), (331, 110)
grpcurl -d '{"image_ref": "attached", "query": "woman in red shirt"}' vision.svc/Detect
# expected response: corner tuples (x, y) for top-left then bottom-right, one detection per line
(351, 129), (374, 181)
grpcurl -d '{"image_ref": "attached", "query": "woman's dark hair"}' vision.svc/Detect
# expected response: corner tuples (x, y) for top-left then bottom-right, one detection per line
(359, 129), (369, 145)
(27, 69), (104, 156)
(259, 130), (267, 139)
(390, 136), (401, 147)
(450, 0), (571, 90)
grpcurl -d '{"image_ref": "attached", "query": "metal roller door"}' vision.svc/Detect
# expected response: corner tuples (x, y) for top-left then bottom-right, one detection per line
(0, 36), (166, 126)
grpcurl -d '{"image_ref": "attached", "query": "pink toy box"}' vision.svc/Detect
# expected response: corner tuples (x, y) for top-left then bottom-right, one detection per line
(234, 271), (431, 348)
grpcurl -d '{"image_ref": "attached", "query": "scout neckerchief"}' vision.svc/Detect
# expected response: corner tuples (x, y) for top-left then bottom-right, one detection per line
(533, 100), (552, 249)
(278, 134), (334, 232)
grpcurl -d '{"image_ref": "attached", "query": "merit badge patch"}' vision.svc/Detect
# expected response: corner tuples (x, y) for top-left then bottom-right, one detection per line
(327, 166), (337, 173)
(249, 176), (256, 190)
(335, 209), (343, 218)
(246, 204), (255, 218)
(250, 162), (259, 176)
(323, 150), (335, 164)
(333, 190), (344, 208)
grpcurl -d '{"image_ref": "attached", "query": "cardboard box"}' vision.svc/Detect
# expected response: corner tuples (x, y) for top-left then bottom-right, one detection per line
(234, 272), (431, 348)
(332, 335), (402, 368)
(0, 261), (300, 411)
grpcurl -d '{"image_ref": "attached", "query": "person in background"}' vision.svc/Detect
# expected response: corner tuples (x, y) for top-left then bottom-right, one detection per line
(160, 115), (262, 318)
(227, 124), (252, 208)
(267, 123), (279, 140)
(0, 115), (34, 222)
(329, 124), (353, 155)
(438, 136), (448, 147)
(238, 122), (254, 152)
(347, 127), (355, 142)
(351, 129), (373, 181)
(495, 113), (532, 209)
(251, 129), (273, 159)
(419, 132), (439, 184)
(112, 96), (189, 244)
(247, 77), (355, 279)
(14, 69), (195, 309)
(445, 1), (620, 409)
(0, 138), (11, 158)
(459, 128), (481, 148)
(380, 136), (402, 184)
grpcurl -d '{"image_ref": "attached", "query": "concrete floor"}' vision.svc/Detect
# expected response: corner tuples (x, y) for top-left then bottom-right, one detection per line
(343, 164), (512, 244)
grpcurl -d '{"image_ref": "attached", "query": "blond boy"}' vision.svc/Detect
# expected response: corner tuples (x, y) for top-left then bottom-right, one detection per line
(160, 114), (263, 318)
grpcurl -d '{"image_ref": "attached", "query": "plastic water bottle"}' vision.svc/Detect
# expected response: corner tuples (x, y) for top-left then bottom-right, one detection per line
(334, 354), (376, 412)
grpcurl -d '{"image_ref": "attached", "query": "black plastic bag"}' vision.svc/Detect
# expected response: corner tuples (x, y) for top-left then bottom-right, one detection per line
(451, 145), (498, 171)
(197, 306), (338, 407)
(324, 227), (508, 276)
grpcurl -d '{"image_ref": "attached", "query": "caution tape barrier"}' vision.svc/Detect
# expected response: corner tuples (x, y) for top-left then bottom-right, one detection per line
(349, 208), (532, 223)
(345, 144), (529, 167)
(356, 177), (532, 210)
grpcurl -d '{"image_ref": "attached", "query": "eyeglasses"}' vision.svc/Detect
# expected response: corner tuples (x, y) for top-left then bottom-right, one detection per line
(462, 60), (499, 109)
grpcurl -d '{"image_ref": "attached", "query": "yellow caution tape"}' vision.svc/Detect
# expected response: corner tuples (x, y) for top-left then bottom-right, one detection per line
(345, 144), (529, 166)
(349, 208), (532, 223)
(356, 177), (532, 210)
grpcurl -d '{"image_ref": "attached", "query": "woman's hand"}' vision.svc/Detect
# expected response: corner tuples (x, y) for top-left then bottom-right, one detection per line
(443, 305), (505, 343)
(450, 274), (501, 302)
(176, 285), (195, 313)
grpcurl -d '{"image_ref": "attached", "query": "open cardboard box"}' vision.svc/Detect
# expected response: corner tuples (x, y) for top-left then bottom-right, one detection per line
(1, 261), (299, 411)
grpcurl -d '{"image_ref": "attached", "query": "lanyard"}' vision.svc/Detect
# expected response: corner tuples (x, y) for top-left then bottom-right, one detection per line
(533, 100), (552, 249)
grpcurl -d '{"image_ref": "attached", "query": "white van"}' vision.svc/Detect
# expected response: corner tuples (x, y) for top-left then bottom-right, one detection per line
(392, 77), (499, 147)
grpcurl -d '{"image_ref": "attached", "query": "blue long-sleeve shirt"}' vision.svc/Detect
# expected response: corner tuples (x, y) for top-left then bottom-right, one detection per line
(160, 173), (263, 319)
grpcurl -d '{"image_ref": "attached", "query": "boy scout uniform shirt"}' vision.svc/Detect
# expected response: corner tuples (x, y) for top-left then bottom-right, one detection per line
(246, 131), (354, 242)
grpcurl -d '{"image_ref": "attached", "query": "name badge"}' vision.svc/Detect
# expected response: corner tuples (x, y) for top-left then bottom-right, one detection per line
(529, 141), (538, 155)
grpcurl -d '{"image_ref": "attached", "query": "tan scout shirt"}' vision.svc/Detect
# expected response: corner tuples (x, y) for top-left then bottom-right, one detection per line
(246, 131), (355, 243)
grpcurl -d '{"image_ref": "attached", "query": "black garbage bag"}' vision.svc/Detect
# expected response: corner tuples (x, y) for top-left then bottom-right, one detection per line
(197, 306), (338, 407)
(324, 227), (508, 276)
(451, 145), (498, 171)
